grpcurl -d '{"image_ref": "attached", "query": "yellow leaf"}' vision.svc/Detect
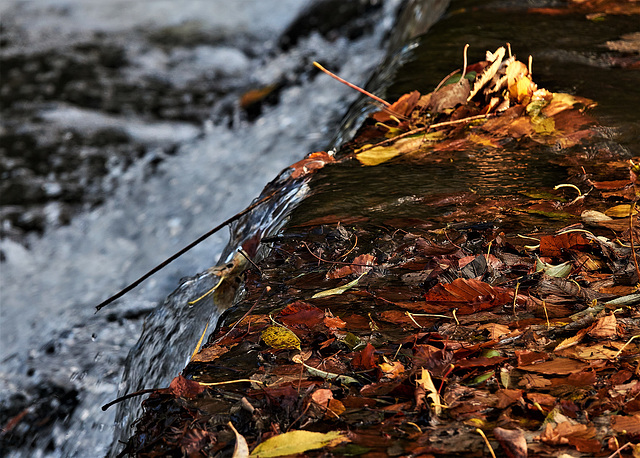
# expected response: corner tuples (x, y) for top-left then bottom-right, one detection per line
(249, 430), (348, 457)
(355, 132), (444, 166)
(312, 274), (364, 299)
(261, 326), (301, 350)
(416, 367), (442, 416)
(604, 204), (638, 218)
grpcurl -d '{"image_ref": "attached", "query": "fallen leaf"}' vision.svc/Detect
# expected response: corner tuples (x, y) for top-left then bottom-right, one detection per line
(351, 342), (376, 370)
(539, 232), (590, 257)
(493, 427), (527, 458)
(416, 367), (442, 416)
(479, 322), (511, 340)
(604, 204), (637, 218)
(249, 430), (349, 457)
(312, 274), (364, 298)
(538, 421), (600, 453)
(169, 375), (205, 398)
(261, 326), (301, 351)
(379, 360), (405, 379)
(430, 78), (470, 113)
(587, 314), (617, 339)
(229, 422), (249, 458)
(610, 414), (640, 435)
(519, 357), (589, 375)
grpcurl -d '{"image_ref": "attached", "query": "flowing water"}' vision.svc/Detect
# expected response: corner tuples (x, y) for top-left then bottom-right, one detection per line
(2, 1), (636, 456)
(111, 1), (639, 453)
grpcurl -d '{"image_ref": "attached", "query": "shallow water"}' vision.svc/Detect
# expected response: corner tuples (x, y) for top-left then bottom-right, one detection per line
(294, 0), (639, 234)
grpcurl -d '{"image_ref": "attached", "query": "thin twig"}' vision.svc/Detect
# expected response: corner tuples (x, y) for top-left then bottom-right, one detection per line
(314, 61), (391, 107)
(630, 202), (640, 282)
(102, 388), (159, 411)
(301, 241), (372, 267)
(95, 190), (277, 311)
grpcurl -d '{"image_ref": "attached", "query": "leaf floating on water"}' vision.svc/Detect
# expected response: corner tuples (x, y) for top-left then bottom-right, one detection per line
(261, 325), (301, 350)
(249, 430), (349, 457)
(312, 273), (365, 298)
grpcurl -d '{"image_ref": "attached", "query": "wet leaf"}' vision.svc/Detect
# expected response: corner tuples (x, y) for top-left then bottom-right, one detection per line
(249, 430), (349, 457)
(351, 342), (376, 370)
(261, 326), (301, 351)
(292, 354), (359, 385)
(355, 132), (444, 166)
(169, 375), (205, 398)
(312, 273), (364, 298)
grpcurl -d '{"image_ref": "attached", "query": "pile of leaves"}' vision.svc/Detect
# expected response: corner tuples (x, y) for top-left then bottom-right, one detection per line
(117, 48), (640, 457)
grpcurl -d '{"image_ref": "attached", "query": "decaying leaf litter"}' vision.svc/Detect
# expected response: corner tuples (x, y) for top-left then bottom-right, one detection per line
(114, 45), (640, 457)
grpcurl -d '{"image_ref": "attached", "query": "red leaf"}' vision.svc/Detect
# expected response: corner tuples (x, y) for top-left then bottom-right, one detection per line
(169, 375), (205, 398)
(278, 301), (324, 327)
(351, 343), (376, 370)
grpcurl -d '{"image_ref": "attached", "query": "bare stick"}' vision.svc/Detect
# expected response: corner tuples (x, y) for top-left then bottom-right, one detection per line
(461, 44), (469, 79)
(102, 388), (158, 411)
(314, 61), (391, 107)
(95, 191), (277, 312)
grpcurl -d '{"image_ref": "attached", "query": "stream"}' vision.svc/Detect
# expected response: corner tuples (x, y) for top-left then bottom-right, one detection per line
(1, 0), (638, 457)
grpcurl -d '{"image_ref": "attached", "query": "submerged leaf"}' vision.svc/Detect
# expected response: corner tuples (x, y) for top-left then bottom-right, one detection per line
(312, 273), (365, 298)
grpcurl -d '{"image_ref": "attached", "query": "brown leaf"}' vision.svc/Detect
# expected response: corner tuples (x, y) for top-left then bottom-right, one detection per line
(496, 389), (524, 409)
(610, 414), (640, 435)
(169, 375), (205, 398)
(539, 232), (590, 257)
(519, 357), (589, 375)
(429, 79), (471, 113)
(538, 422), (600, 453)
(311, 388), (334, 407)
(493, 427), (527, 458)
(424, 278), (513, 314)
(351, 343), (376, 370)
(373, 90), (421, 122)
(278, 301), (325, 328)
(478, 322), (511, 340)
(587, 313), (617, 339)
(289, 151), (335, 179)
